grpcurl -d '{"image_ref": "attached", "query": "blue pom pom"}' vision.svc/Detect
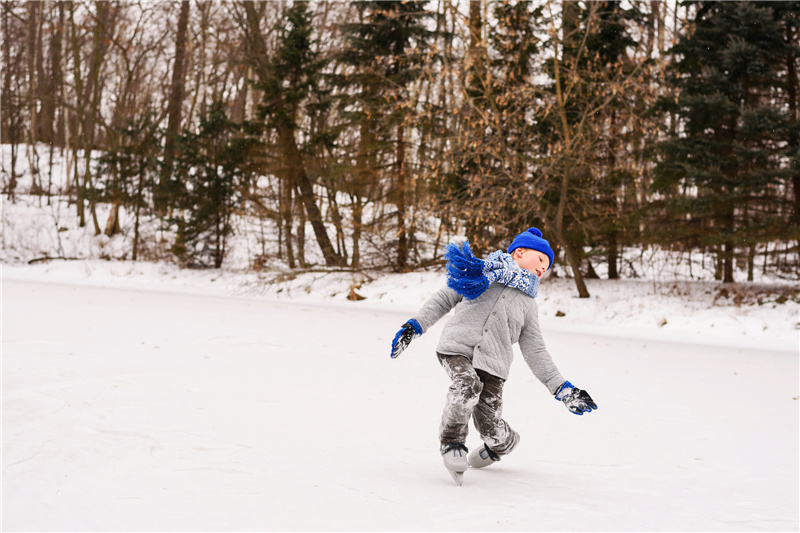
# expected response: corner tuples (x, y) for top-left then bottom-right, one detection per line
(528, 227), (543, 238)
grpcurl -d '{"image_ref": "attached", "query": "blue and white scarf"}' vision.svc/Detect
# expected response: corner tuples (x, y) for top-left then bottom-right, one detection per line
(444, 241), (540, 300)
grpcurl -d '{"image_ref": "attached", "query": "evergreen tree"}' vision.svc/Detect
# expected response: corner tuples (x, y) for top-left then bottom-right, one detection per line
(338, 0), (437, 272)
(258, 1), (344, 268)
(653, 1), (795, 283)
(772, 3), (800, 231)
(97, 108), (162, 260)
(571, 0), (641, 280)
(537, 0), (645, 294)
(173, 100), (254, 269)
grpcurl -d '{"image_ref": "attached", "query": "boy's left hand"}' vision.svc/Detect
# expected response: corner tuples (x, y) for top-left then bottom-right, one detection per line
(390, 319), (422, 358)
(555, 381), (597, 415)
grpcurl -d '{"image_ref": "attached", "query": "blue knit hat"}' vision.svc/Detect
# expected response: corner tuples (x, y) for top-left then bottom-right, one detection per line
(507, 227), (555, 270)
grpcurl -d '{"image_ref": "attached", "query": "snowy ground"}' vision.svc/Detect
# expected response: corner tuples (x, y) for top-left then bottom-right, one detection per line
(2, 264), (798, 532)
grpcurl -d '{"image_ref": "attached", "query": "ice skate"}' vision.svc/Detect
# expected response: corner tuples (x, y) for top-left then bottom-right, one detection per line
(467, 443), (500, 469)
(441, 443), (468, 486)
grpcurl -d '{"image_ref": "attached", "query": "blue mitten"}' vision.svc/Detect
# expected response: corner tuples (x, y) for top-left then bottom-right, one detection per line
(555, 381), (597, 415)
(390, 319), (422, 359)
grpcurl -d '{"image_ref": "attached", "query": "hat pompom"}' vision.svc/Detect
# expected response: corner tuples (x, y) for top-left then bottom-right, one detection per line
(528, 227), (543, 238)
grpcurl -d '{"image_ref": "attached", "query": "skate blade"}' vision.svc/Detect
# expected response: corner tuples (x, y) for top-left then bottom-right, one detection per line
(447, 469), (464, 486)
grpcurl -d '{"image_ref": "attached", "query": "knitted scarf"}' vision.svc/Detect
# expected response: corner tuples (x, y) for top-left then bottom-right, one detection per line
(444, 241), (540, 300)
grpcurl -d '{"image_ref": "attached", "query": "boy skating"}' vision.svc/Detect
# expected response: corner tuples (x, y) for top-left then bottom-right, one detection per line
(390, 227), (597, 485)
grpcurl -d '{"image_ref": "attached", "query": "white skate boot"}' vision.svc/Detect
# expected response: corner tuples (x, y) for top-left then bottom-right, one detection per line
(467, 443), (500, 469)
(441, 443), (468, 485)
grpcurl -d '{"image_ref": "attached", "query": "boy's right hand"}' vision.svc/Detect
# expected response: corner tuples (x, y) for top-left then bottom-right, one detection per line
(390, 319), (422, 358)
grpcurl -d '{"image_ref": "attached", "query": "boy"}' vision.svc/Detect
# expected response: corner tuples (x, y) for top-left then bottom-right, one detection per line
(390, 227), (597, 485)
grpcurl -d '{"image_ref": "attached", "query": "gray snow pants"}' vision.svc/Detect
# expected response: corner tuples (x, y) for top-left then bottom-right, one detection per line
(438, 353), (520, 456)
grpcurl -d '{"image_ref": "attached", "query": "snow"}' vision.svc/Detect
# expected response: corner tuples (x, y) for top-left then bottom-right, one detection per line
(3, 263), (799, 531)
(2, 143), (799, 530)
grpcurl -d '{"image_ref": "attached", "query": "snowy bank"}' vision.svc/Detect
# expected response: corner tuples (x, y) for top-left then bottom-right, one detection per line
(2, 258), (797, 354)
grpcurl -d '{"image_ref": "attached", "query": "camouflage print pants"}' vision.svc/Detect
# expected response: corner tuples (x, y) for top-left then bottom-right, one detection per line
(438, 353), (520, 456)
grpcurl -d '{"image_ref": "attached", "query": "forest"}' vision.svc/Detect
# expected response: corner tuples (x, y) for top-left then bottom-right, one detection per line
(2, 0), (799, 297)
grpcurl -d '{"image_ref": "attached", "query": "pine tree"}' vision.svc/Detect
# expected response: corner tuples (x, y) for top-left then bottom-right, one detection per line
(257, 1), (344, 268)
(172, 100), (254, 269)
(574, 0), (642, 280)
(97, 108), (162, 259)
(653, 1), (795, 283)
(338, 0), (437, 272)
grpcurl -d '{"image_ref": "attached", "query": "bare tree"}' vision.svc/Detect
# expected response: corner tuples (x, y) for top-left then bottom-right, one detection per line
(1, 2), (26, 202)
(156, 0), (190, 216)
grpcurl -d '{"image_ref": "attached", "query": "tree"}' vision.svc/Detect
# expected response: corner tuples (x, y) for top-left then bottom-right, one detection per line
(1, 2), (27, 202)
(653, 1), (796, 283)
(772, 3), (800, 228)
(172, 100), (254, 268)
(97, 109), (162, 258)
(439, 0), (545, 256)
(438, 1), (647, 297)
(567, 0), (646, 280)
(537, 0), (650, 296)
(68, 0), (117, 234)
(156, 0), (190, 216)
(339, 0), (437, 272)
(252, 1), (344, 268)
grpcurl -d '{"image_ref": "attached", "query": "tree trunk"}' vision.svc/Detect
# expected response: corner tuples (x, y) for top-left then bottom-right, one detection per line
(723, 241), (734, 284)
(281, 169), (296, 268)
(132, 162), (145, 261)
(37, 2), (62, 148)
(278, 124), (343, 267)
(786, 21), (800, 224)
(608, 229), (619, 279)
(68, 1), (85, 226)
(550, 2), (589, 298)
(104, 201), (120, 237)
(559, 233), (590, 297)
(83, 0), (112, 236)
(552, 162), (590, 297)
(158, 0), (190, 215)
(1, 3), (11, 146)
(395, 125), (409, 272)
(26, 1), (42, 198)
(351, 196), (363, 269)
(2, 4), (19, 202)
(466, 0), (484, 98)
(351, 118), (375, 270)
(296, 187), (307, 268)
(53, 1), (66, 148)
(326, 186), (346, 263)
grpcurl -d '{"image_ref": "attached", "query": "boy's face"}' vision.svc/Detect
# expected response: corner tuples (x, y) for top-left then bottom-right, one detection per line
(512, 248), (550, 278)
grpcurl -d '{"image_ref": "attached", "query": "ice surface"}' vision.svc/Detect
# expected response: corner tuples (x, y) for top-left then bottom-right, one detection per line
(3, 272), (798, 531)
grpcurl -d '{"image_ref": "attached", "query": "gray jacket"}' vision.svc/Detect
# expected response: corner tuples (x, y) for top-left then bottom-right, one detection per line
(412, 283), (566, 394)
